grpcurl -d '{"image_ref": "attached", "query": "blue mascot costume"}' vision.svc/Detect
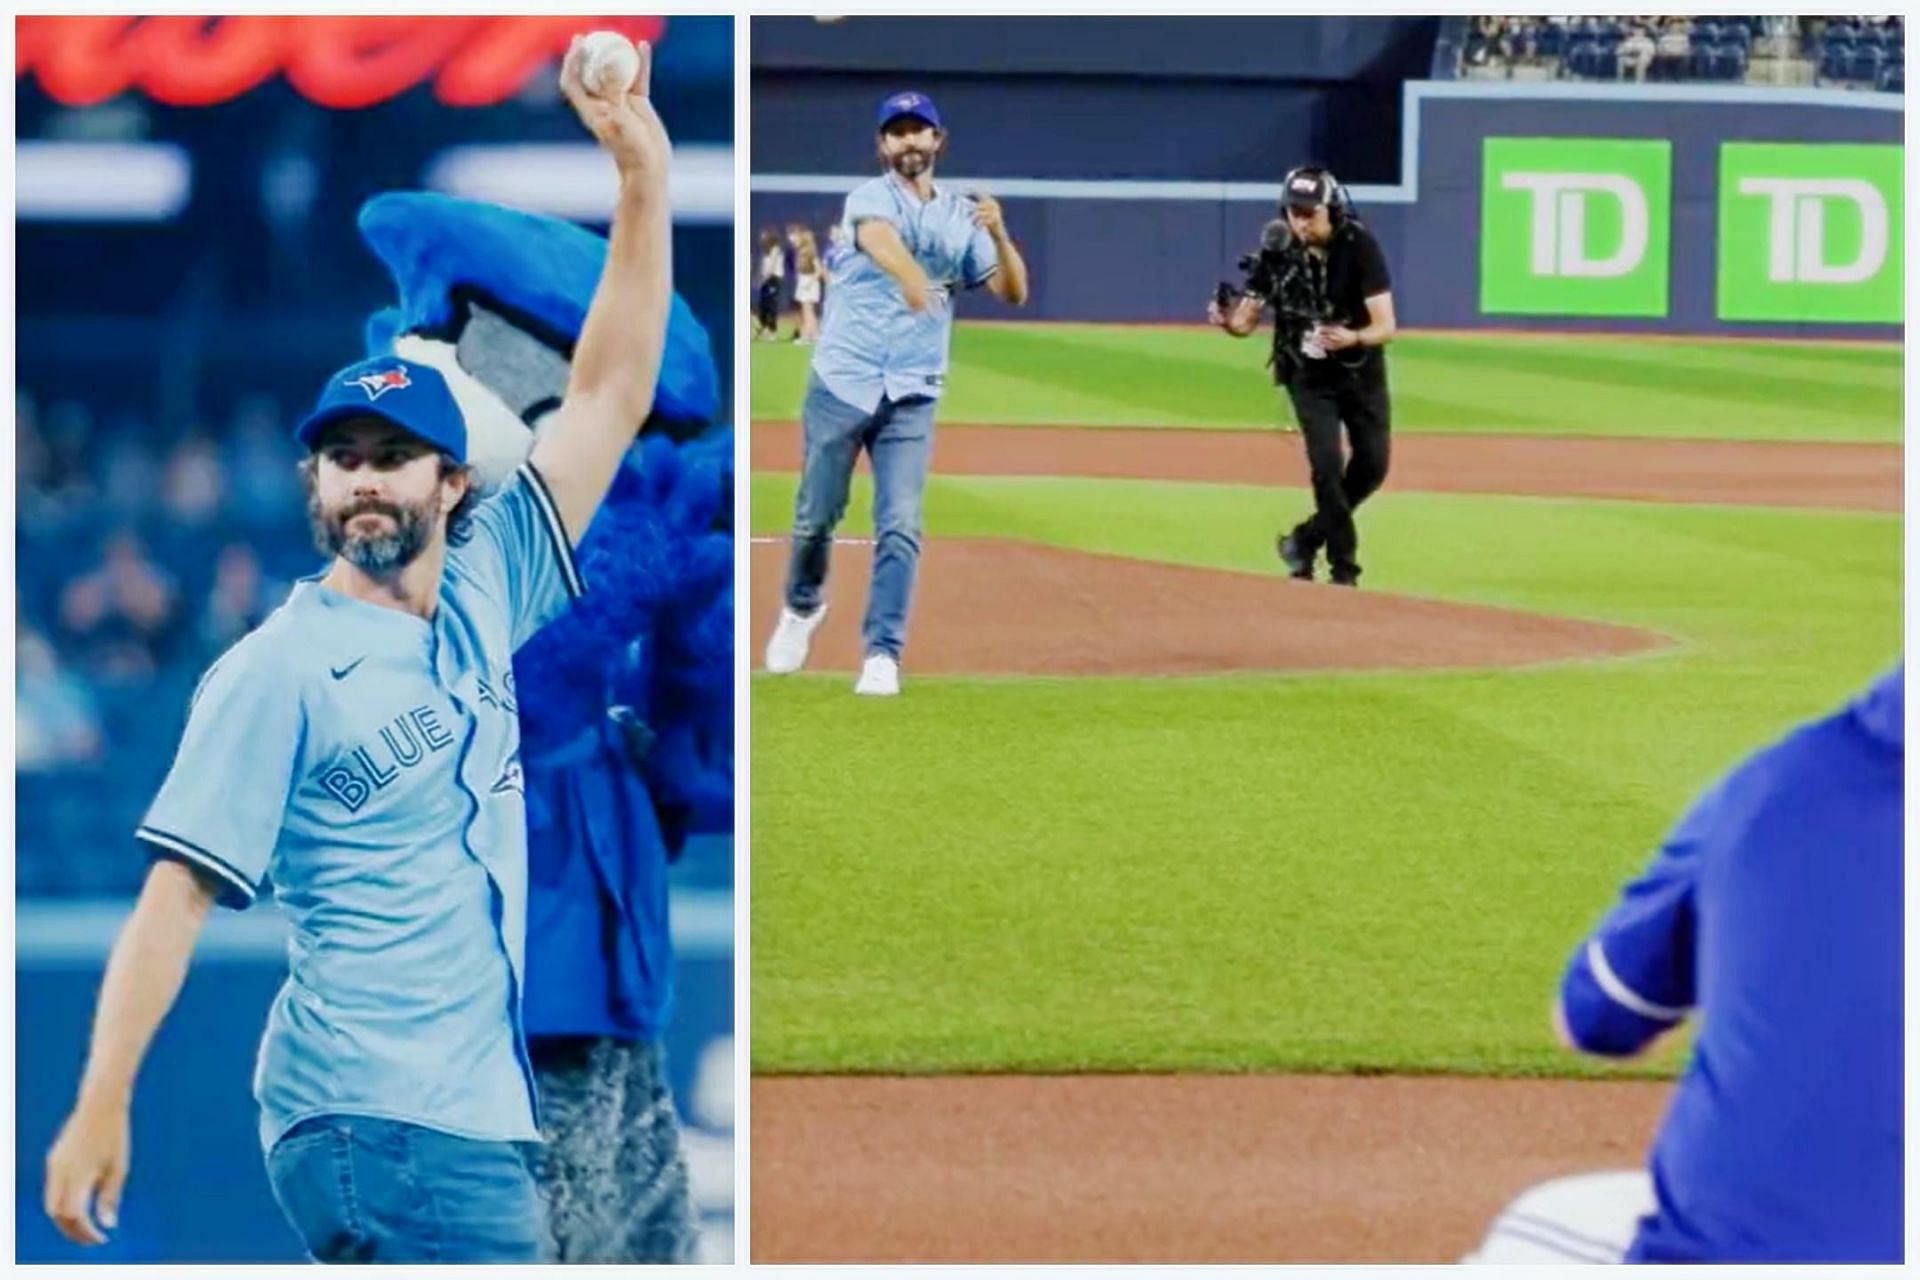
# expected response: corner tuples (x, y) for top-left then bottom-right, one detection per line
(354, 190), (731, 1262)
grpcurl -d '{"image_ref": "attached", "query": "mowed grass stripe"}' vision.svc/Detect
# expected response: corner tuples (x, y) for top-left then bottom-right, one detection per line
(750, 324), (1901, 442)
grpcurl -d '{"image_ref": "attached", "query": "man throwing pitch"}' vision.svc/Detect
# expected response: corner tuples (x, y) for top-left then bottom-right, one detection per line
(763, 90), (1030, 696)
(43, 36), (671, 1263)
(1210, 167), (1396, 587)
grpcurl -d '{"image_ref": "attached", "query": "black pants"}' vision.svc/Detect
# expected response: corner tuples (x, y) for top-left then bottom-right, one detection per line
(755, 278), (781, 333)
(1283, 361), (1391, 582)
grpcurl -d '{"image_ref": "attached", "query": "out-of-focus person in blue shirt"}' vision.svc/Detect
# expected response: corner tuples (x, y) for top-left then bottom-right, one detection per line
(1468, 666), (1903, 1263)
(16, 620), (105, 771)
(762, 89), (1030, 698)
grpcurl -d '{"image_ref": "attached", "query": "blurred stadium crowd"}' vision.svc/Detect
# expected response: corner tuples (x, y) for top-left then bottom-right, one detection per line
(17, 385), (316, 891)
(1459, 15), (1904, 91)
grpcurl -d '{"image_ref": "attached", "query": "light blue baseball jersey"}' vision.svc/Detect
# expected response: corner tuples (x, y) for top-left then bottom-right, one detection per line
(810, 173), (1000, 414)
(136, 462), (585, 1152)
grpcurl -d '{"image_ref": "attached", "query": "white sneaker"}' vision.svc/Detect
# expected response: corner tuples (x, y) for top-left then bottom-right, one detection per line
(854, 654), (901, 697)
(764, 605), (826, 674)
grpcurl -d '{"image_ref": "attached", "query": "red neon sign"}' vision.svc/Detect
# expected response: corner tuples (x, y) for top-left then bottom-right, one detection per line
(15, 16), (669, 109)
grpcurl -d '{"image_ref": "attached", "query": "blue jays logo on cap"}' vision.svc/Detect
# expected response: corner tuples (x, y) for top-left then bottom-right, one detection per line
(877, 90), (941, 131)
(346, 366), (413, 401)
(293, 355), (468, 462)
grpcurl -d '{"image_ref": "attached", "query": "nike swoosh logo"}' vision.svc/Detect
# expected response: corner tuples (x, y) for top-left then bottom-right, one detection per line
(330, 657), (366, 680)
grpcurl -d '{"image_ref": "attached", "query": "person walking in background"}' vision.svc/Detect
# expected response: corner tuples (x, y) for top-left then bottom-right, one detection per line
(1209, 167), (1397, 587)
(789, 224), (823, 344)
(755, 227), (785, 339)
(1469, 666), (1903, 1263)
(762, 89), (1030, 697)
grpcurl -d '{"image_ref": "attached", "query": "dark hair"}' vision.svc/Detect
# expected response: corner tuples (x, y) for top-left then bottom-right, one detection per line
(297, 450), (477, 545)
(439, 455), (478, 546)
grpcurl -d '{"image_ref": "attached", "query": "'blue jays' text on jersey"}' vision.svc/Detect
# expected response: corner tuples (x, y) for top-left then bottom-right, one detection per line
(809, 173), (1000, 414)
(136, 462), (586, 1152)
(1558, 667), (1903, 1263)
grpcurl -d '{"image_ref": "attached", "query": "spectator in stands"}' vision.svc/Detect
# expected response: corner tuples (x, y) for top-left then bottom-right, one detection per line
(99, 415), (161, 523)
(17, 621), (105, 771)
(19, 389), (46, 483)
(58, 531), (181, 682)
(17, 390), (59, 528)
(161, 431), (226, 526)
(223, 393), (302, 528)
(1619, 23), (1657, 81)
(1471, 15), (1523, 70)
(28, 400), (100, 529)
(199, 543), (283, 656)
(1653, 18), (1694, 80)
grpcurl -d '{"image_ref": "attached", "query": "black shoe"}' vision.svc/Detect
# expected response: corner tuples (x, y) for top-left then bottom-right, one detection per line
(1276, 532), (1314, 581)
(1329, 567), (1361, 588)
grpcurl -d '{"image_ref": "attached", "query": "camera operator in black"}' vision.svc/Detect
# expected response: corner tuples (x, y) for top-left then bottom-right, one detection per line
(1208, 167), (1397, 587)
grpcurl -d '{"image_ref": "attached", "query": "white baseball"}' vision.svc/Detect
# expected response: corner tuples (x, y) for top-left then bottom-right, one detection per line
(578, 32), (641, 98)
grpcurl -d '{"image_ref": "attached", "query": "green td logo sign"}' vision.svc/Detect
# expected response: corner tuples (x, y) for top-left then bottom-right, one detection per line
(1480, 137), (1672, 317)
(1717, 143), (1903, 323)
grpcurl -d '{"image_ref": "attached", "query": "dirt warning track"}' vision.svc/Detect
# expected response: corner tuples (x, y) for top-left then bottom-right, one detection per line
(752, 1074), (1673, 1263)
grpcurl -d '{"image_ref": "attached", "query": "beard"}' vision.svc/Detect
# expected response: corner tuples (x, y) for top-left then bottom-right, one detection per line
(887, 146), (932, 179)
(310, 493), (435, 574)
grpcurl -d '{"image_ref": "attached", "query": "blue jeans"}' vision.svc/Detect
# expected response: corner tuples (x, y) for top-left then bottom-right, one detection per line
(784, 373), (937, 661)
(265, 1115), (547, 1263)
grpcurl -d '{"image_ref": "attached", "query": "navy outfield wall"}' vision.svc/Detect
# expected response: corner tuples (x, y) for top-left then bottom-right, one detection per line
(752, 82), (1903, 340)
(753, 17), (1441, 187)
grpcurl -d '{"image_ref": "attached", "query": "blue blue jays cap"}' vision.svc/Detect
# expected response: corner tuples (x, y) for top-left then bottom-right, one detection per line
(877, 90), (941, 132)
(293, 356), (467, 462)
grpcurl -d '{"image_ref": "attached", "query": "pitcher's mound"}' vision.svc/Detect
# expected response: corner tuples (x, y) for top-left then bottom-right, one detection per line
(750, 538), (1664, 676)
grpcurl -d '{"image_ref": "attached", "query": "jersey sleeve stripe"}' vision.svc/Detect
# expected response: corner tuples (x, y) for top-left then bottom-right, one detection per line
(966, 264), (1002, 289)
(135, 826), (260, 906)
(1585, 937), (1689, 1023)
(516, 461), (585, 599)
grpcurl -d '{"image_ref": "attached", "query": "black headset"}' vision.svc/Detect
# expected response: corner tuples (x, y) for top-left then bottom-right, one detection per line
(1280, 165), (1355, 227)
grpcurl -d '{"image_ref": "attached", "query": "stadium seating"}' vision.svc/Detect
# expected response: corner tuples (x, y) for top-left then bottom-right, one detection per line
(1459, 15), (1900, 89)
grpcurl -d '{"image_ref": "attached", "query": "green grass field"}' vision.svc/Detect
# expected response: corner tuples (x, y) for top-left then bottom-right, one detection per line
(750, 323), (1904, 441)
(750, 326), (1902, 1079)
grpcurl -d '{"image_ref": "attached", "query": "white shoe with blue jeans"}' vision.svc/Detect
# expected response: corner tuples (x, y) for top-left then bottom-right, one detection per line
(266, 1114), (547, 1262)
(784, 372), (936, 663)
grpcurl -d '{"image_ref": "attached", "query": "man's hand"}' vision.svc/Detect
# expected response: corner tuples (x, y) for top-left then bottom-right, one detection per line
(969, 191), (1030, 305)
(558, 36), (670, 187)
(1317, 324), (1361, 351)
(46, 1102), (130, 1246)
(971, 193), (1006, 238)
(1210, 292), (1262, 337)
